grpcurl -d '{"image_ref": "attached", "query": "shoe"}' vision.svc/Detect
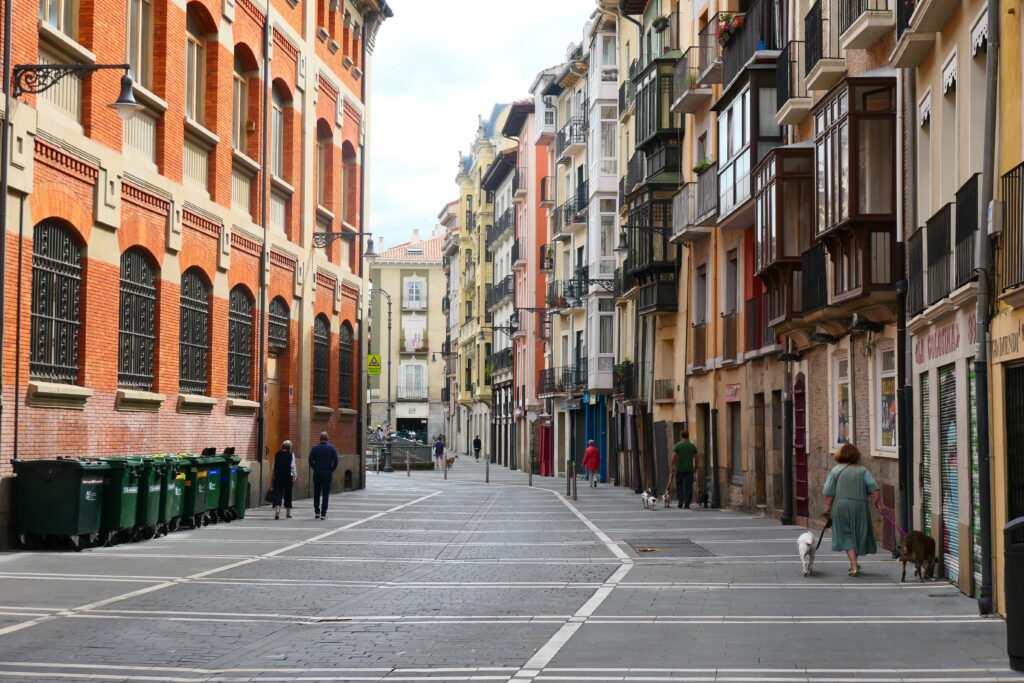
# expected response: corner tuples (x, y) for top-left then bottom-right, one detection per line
(677, 504), (683, 508)
(684, 505), (690, 509)
(315, 514), (321, 520)
(274, 509), (280, 520)
(286, 510), (292, 519)
(849, 568), (860, 577)
(320, 515), (327, 521)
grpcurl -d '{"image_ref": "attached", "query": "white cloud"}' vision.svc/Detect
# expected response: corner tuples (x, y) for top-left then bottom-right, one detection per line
(367, 0), (596, 248)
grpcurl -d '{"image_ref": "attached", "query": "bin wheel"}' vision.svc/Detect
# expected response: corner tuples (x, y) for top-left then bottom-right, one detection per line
(95, 531), (112, 547)
(169, 518), (180, 533)
(139, 526), (156, 541)
(18, 534), (42, 550)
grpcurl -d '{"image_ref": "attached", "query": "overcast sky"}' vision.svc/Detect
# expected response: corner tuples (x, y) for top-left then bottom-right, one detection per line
(367, 0), (597, 251)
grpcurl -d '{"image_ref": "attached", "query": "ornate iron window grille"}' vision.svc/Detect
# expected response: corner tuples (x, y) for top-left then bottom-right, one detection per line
(30, 220), (82, 383)
(179, 268), (210, 395)
(268, 296), (289, 352)
(339, 322), (353, 408)
(118, 247), (157, 390)
(313, 315), (330, 405)
(227, 287), (254, 399)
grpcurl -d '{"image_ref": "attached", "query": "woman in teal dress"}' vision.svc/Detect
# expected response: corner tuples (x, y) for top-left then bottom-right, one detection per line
(823, 443), (881, 576)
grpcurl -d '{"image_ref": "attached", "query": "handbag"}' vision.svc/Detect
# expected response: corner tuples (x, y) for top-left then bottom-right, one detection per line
(264, 484), (275, 504)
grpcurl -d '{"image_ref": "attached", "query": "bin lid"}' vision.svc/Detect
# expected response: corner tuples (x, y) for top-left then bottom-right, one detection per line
(13, 458), (112, 472)
(95, 456), (145, 469)
(221, 454), (242, 465)
(238, 466), (252, 473)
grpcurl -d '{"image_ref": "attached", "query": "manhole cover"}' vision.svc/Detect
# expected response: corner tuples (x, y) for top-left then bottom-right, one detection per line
(625, 538), (713, 557)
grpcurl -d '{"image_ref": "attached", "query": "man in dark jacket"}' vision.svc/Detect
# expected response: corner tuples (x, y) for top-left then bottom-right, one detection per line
(309, 431), (339, 520)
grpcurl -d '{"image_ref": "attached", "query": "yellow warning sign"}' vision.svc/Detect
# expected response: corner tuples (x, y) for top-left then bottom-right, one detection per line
(367, 354), (382, 375)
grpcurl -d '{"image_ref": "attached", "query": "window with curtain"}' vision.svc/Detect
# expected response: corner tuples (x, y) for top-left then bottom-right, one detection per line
(227, 286), (254, 398)
(179, 268), (210, 395)
(313, 315), (330, 405)
(30, 220), (82, 384)
(339, 322), (353, 407)
(126, 0), (152, 87)
(118, 247), (157, 390)
(185, 11), (205, 121)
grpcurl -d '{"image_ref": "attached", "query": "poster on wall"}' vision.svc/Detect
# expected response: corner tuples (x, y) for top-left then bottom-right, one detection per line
(880, 377), (897, 447)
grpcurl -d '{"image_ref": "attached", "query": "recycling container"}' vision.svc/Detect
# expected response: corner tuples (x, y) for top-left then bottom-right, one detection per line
(204, 455), (226, 517)
(12, 458), (110, 548)
(156, 456), (186, 529)
(218, 453), (241, 520)
(1006, 516), (1024, 670)
(179, 454), (212, 525)
(96, 456), (144, 539)
(134, 456), (164, 538)
(234, 466), (251, 520)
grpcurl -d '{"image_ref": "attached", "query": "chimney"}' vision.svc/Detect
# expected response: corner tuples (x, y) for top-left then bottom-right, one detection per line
(411, 228), (420, 242)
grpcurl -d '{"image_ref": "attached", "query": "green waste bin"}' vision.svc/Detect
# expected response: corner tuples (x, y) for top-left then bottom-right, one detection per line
(179, 454), (215, 527)
(12, 458), (110, 549)
(234, 466), (251, 520)
(218, 453), (241, 521)
(134, 457), (164, 540)
(149, 454), (185, 533)
(204, 455), (225, 520)
(96, 456), (144, 544)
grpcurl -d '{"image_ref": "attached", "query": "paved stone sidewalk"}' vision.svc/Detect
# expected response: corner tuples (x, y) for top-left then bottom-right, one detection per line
(0, 458), (1015, 681)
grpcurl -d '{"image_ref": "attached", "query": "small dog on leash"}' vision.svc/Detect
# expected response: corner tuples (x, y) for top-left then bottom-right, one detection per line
(445, 456), (455, 470)
(640, 489), (658, 510)
(797, 531), (816, 576)
(899, 530), (937, 582)
(698, 490), (710, 508)
(662, 491), (671, 508)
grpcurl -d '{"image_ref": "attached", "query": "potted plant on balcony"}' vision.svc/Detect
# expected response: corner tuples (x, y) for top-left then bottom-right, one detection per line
(693, 156), (713, 174)
(652, 14), (671, 32)
(689, 71), (699, 88)
(716, 13), (744, 45)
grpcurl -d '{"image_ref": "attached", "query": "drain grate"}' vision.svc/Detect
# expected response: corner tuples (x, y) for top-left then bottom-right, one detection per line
(625, 538), (714, 557)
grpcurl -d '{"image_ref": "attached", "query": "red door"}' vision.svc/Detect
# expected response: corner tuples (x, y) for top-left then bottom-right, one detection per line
(794, 376), (808, 517)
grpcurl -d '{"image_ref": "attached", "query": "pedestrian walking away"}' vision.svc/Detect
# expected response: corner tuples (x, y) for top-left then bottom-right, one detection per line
(434, 437), (446, 470)
(309, 432), (339, 520)
(473, 435), (482, 461)
(823, 442), (880, 576)
(582, 439), (601, 487)
(670, 430), (699, 509)
(271, 441), (297, 519)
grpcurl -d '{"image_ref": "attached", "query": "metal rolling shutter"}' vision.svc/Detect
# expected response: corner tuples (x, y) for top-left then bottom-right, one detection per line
(969, 365), (982, 597)
(920, 373), (933, 536)
(1008, 366), (1024, 544)
(939, 364), (959, 582)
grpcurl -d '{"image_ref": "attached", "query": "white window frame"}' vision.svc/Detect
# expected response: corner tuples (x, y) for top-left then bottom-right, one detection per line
(833, 348), (851, 446)
(185, 12), (205, 122)
(875, 342), (898, 452)
(232, 57), (248, 152)
(41, 0), (75, 37)
(126, 0), (152, 88)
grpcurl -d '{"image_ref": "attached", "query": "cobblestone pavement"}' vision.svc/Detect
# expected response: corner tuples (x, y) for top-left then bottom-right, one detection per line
(0, 458), (1017, 682)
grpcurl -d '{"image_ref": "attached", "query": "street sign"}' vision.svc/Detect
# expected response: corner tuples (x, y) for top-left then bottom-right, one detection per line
(367, 354), (382, 375)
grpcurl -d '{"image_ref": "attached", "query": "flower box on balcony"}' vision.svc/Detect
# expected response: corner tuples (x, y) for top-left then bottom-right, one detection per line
(652, 14), (671, 31)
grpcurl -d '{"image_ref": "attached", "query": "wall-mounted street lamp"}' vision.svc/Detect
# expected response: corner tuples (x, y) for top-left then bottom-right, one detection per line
(313, 229), (378, 258)
(13, 63), (144, 120)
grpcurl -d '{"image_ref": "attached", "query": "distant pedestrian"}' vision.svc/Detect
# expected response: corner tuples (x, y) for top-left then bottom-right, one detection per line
(582, 440), (601, 487)
(434, 438), (446, 470)
(823, 443), (880, 577)
(670, 430), (699, 509)
(309, 432), (339, 520)
(271, 440), (297, 520)
(473, 436), (482, 461)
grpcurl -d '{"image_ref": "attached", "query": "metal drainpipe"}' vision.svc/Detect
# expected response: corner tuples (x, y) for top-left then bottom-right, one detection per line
(255, 8), (271, 501)
(781, 338), (794, 525)
(0, 0), (14, 455)
(899, 66), (917, 538)
(356, 19), (368, 492)
(974, 0), (999, 616)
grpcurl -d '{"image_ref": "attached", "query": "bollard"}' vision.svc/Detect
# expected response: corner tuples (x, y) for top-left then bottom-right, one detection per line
(485, 454), (490, 484)
(406, 456), (410, 477)
(443, 455), (447, 480)
(571, 460), (577, 501)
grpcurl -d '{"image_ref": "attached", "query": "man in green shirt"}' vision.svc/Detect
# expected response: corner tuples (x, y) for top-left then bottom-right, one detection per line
(670, 430), (699, 509)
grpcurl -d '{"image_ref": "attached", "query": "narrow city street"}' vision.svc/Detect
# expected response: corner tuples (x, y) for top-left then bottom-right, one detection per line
(0, 462), (1014, 682)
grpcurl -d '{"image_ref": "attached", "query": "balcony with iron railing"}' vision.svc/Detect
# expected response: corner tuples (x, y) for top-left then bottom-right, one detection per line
(539, 244), (553, 271)
(838, 0), (893, 50)
(554, 190), (588, 238)
(487, 208), (514, 247)
(745, 293), (778, 352)
(488, 348), (513, 373)
(613, 361), (637, 399)
(398, 384), (429, 400)
(804, 0), (846, 91)
(632, 13), (682, 79)
(691, 322), (708, 370)
(722, 311), (739, 363)
(695, 162), (719, 226)
(465, 211), (476, 231)
(671, 46), (713, 114)
(908, 228), (925, 317)
(399, 336), (429, 354)
(776, 41), (810, 125)
(654, 378), (675, 403)
(891, 0), (935, 68)
(613, 264), (638, 299)
(625, 153), (642, 196)
(721, 0), (782, 89)
(954, 174), (980, 289)
(511, 241), (524, 268)
(1001, 161), (1024, 302)
(638, 279), (678, 316)
(512, 167), (527, 199)
(671, 182), (710, 243)
(926, 203), (953, 307)
(441, 295), (450, 313)
(540, 176), (555, 207)
(463, 261), (477, 288)
(555, 118), (586, 161)
(546, 278), (587, 309)
(486, 274), (515, 310)
(618, 79), (636, 118)
(697, 15), (725, 84)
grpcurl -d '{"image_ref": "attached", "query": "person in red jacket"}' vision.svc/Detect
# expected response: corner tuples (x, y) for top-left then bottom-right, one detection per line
(582, 440), (601, 488)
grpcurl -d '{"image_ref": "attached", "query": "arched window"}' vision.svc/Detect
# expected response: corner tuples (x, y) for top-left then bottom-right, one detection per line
(271, 84), (287, 177)
(268, 296), (289, 353)
(179, 268), (210, 395)
(232, 54), (248, 151)
(185, 9), (206, 121)
(316, 120), (332, 206)
(30, 220), (82, 383)
(342, 142), (358, 225)
(228, 286), (254, 398)
(118, 247), (157, 390)
(338, 321), (353, 407)
(313, 314), (330, 405)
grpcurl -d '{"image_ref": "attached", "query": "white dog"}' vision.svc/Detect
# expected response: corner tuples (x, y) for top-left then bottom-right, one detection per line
(640, 489), (659, 510)
(798, 531), (816, 576)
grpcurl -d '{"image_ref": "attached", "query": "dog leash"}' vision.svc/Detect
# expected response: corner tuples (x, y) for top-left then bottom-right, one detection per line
(874, 497), (907, 536)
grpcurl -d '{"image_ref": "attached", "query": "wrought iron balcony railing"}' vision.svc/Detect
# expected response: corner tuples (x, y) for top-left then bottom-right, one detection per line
(802, 243), (829, 313)
(955, 173), (980, 288)
(926, 203), (953, 306)
(776, 41), (807, 113)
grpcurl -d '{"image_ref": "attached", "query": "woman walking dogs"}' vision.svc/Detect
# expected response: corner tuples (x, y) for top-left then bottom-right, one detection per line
(823, 443), (881, 576)
(271, 440), (298, 520)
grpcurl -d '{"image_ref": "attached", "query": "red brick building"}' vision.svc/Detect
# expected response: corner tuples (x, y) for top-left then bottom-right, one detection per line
(0, 0), (391, 536)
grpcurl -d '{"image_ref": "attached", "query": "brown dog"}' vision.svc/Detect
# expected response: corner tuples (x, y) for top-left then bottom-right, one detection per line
(899, 531), (937, 582)
(445, 456), (455, 470)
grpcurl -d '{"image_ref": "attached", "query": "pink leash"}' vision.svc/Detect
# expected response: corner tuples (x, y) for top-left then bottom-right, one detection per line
(874, 497), (907, 536)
